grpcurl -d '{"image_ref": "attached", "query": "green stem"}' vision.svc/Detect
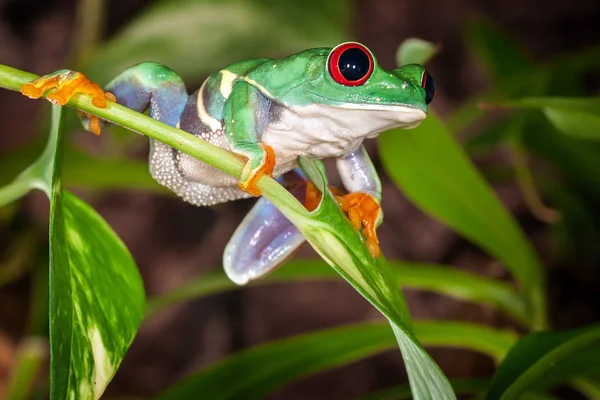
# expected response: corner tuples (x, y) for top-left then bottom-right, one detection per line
(5, 337), (48, 400)
(0, 178), (34, 207)
(0, 64), (307, 216)
(510, 142), (560, 224)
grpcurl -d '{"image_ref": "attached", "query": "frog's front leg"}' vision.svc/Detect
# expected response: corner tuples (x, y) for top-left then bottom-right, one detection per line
(223, 81), (275, 196)
(335, 145), (383, 257)
(20, 63), (187, 133)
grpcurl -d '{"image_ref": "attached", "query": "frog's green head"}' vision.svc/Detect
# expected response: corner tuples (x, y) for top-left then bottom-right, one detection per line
(259, 42), (435, 134)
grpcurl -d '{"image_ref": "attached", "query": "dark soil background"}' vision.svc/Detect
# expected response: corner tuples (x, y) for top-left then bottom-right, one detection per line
(0, 0), (599, 398)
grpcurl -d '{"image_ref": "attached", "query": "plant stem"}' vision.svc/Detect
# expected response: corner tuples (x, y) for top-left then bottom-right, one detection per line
(510, 142), (560, 224)
(0, 176), (35, 207)
(0, 64), (307, 216)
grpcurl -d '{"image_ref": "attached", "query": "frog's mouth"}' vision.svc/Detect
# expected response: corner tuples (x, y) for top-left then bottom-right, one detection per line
(307, 93), (428, 115)
(332, 102), (427, 129)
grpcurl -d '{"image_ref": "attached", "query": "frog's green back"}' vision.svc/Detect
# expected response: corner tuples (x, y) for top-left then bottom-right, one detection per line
(202, 58), (272, 121)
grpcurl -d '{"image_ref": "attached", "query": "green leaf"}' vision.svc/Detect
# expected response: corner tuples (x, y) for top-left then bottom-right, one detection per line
(503, 97), (600, 141)
(463, 18), (532, 82)
(262, 157), (455, 399)
(0, 113), (58, 206)
(361, 379), (490, 400)
(570, 377), (600, 399)
(147, 260), (526, 325)
(448, 44), (600, 135)
(396, 38), (439, 66)
(158, 321), (516, 400)
(485, 325), (600, 400)
(378, 114), (546, 330)
(465, 120), (512, 153)
(47, 106), (146, 399)
(87, 0), (350, 83)
(0, 142), (167, 194)
(522, 116), (600, 202)
(62, 149), (167, 192)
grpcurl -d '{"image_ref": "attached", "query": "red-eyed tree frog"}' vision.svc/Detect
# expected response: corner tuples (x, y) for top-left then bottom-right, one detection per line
(21, 42), (435, 285)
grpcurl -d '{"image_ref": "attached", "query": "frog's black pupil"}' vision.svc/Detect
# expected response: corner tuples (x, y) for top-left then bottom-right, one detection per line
(424, 72), (435, 104)
(338, 48), (370, 81)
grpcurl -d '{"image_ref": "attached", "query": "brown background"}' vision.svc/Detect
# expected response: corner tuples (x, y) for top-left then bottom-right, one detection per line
(0, 0), (599, 398)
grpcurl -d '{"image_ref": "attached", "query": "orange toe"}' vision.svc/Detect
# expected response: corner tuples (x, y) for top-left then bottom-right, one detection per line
(335, 192), (382, 258)
(20, 71), (114, 135)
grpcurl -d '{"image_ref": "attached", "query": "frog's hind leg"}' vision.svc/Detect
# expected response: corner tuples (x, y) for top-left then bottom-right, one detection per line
(107, 62), (246, 206)
(223, 170), (307, 285)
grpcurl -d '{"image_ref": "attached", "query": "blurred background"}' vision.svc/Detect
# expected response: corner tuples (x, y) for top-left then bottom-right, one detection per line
(0, 0), (599, 398)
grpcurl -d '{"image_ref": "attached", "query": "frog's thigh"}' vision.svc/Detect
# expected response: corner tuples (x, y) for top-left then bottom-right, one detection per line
(150, 140), (250, 206)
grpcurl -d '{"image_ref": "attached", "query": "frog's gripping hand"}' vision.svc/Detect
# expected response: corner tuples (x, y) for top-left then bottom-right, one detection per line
(224, 81), (276, 197)
(335, 192), (382, 257)
(304, 180), (383, 258)
(20, 70), (116, 135)
(236, 143), (276, 196)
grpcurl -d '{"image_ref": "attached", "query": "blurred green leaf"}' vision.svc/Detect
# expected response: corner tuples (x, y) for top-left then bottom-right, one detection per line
(47, 106), (146, 399)
(396, 38), (439, 66)
(503, 97), (600, 141)
(0, 115), (57, 206)
(463, 18), (532, 82)
(0, 144), (166, 197)
(449, 42), (600, 135)
(147, 260), (526, 325)
(465, 120), (512, 153)
(360, 381), (561, 400)
(485, 325), (600, 400)
(414, 321), (517, 363)
(159, 321), (516, 400)
(379, 114), (546, 330)
(551, 189), (600, 265)
(88, 0), (350, 83)
(570, 377), (600, 399)
(361, 380), (490, 400)
(522, 116), (600, 201)
(62, 150), (167, 192)
(5, 337), (48, 400)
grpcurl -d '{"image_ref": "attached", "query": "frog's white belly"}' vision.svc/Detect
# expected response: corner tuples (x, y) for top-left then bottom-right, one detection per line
(261, 103), (426, 162)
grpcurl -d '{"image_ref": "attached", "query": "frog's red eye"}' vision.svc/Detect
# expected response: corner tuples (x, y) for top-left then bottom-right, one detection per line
(421, 70), (435, 104)
(327, 42), (374, 86)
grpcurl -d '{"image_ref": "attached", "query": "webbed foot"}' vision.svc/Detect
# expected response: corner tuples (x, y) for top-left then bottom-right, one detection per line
(304, 180), (382, 258)
(20, 70), (115, 135)
(237, 143), (276, 197)
(335, 192), (382, 258)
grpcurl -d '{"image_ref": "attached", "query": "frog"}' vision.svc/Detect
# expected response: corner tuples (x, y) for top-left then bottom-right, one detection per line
(20, 41), (435, 285)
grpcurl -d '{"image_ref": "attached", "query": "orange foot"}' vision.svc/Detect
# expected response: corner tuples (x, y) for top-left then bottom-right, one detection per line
(20, 70), (115, 135)
(304, 182), (344, 212)
(237, 144), (276, 197)
(336, 192), (382, 258)
(303, 183), (382, 258)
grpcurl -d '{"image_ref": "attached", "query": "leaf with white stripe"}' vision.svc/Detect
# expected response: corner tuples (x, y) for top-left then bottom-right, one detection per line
(47, 105), (146, 399)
